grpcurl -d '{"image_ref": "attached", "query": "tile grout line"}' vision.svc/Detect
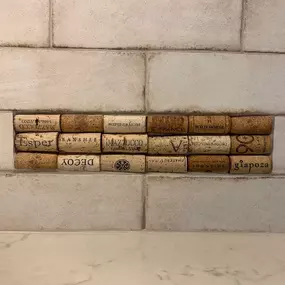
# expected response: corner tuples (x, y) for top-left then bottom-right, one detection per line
(141, 174), (147, 230)
(49, 0), (53, 48)
(1, 45), (285, 55)
(240, 0), (247, 52)
(144, 52), (148, 114)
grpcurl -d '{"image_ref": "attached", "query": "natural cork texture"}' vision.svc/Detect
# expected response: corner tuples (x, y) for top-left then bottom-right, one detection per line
(101, 155), (145, 173)
(15, 153), (57, 169)
(230, 156), (272, 174)
(102, 134), (148, 153)
(147, 156), (187, 173)
(15, 132), (58, 152)
(61, 114), (103, 133)
(147, 115), (188, 134)
(104, 115), (146, 133)
(58, 155), (100, 171)
(58, 133), (101, 153)
(231, 116), (273, 135)
(188, 136), (230, 154)
(14, 114), (60, 132)
(189, 116), (231, 134)
(148, 136), (188, 155)
(230, 135), (272, 155)
(188, 155), (230, 173)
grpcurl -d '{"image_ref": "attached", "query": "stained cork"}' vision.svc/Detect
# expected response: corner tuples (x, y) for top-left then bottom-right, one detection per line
(188, 156), (230, 173)
(61, 114), (103, 132)
(102, 134), (148, 153)
(189, 116), (231, 134)
(231, 116), (273, 135)
(58, 155), (100, 171)
(230, 156), (272, 174)
(104, 115), (146, 133)
(148, 136), (188, 155)
(14, 114), (60, 132)
(15, 132), (58, 152)
(15, 153), (57, 169)
(230, 135), (272, 155)
(58, 133), (101, 153)
(147, 115), (188, 134)
(188, 136), (230, 154)
(147, 156), (187, 173)
(101, 155), (145, 173)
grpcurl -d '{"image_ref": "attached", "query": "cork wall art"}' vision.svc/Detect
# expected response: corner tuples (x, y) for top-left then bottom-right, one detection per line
(14, 114), (273, 174)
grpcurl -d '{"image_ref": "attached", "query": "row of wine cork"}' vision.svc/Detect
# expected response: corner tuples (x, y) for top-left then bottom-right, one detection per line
(15, 153), (272, 174)
(14, 115), (273, 135)
(15, 133), (273, 155)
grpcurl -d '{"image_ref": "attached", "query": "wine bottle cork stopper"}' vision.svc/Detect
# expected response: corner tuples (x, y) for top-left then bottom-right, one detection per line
(15, 153), (57, 169)
(231, 116), (273, 134)
(148, 136), (188, 155)
(147, 156), (187, 173)
(188, 136), (230, 154)
(104, 115), (146, 133)
(61, 114), (103, 132)
(189, 116), (230, 134)
(58, 133), (101, 153)
(147, 116), (188, 134)
(230, 156), (272, 174)
(230, 135), (272, 155)
(101, 155), (145, 173)
(58, 155), (100, 171)
(15, 132), (58, 152)
(14, 114), (60, 132)
(188, 155), (230, 173)
(102, 134), (148, 153)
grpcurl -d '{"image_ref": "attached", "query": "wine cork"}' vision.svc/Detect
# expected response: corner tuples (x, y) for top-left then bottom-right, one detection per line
(104, 115), (146, 133)
(147, 156), (187, 173)
(15, 153), (57, 169)
(231, 116), (273, 135)
(58, 133), (101, 153)
(15, 132), (58, 152)
(58, 155), (100, 172)
(101, 155), (145, 173)
(188, 156), (230, 173)
(147, 115), (188, 134)
(189, 116), (230, 134)
(188, 136), (230, 154)
(102, 134), (147, 153)
(14, 114), (60, 132)
(61, 114), (103, 132)
(230, 135), (272, 155)
(148, 136), (188, 155)
(230, 156), (272, 174)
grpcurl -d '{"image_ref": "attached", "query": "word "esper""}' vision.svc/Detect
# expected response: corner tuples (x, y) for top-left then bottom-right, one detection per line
(18, 137), (54, 148)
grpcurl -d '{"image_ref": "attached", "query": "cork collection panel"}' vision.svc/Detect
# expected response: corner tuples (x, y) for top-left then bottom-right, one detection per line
(14, 115), (273, 174)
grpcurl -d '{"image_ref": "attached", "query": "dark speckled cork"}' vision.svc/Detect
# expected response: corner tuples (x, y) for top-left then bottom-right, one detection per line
(231, 116), (273, 135)
(61, 114), (103, 132)
(15, 153), (57, 169)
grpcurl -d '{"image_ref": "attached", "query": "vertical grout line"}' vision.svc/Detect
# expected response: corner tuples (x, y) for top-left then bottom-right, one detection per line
(240, 0), (246, 52)
(49, 0), (53, 48)
(141, 174), (147, 229)
(144, 52), (149, 114)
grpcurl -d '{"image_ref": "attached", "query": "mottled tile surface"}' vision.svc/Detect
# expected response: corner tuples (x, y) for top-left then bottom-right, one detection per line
(0, 231), (285, 285)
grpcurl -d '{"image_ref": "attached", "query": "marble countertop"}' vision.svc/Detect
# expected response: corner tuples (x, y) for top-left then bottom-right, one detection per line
(0, 231), (284, 285)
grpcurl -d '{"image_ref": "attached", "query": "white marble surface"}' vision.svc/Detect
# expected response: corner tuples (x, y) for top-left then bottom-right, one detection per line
(0, 231), (285, 285)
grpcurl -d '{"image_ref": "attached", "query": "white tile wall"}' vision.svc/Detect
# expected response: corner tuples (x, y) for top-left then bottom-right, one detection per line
(146, 175), (285, 232)
(53, 0), (242, 50)
(0, 173), (143, 230)
(147, 52), (285, 114)
(0, 0), (49, 47)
